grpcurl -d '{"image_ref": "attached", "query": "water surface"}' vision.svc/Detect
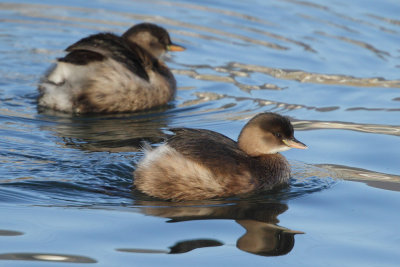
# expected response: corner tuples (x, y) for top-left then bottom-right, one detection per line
(0, 0), (399, 266)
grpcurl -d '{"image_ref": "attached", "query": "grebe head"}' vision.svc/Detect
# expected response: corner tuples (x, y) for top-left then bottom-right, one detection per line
(122, 23), (185, 58)
(238, 112), (307, 156)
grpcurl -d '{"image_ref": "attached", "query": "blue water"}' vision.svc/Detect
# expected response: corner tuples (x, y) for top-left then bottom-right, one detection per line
(0, 0), (399, 266)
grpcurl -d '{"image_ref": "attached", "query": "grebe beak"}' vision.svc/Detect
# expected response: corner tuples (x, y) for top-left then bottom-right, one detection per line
(283, 138), (308, 149)
(167, 43), (185, 52)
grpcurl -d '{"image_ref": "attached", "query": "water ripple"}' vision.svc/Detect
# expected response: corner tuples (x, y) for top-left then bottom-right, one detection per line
(283, 0), (398, 34)
(230, 62), (400, 88)
(294, 119), (400, 136)
(0, 253), (97, 263)
(315, 31), (390, 60)
(318, 164), (400, 192)
(367, 14), (400, 27)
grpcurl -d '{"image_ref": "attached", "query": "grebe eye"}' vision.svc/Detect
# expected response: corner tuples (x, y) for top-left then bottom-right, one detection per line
(274, 132), (281, 138)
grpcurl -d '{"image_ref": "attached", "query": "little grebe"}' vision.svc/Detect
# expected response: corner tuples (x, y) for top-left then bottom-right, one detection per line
(133, 112), (307, 201)
(38, 23), (184, 114)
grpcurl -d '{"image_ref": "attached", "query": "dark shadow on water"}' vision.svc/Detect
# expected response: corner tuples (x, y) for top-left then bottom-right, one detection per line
(0, 229), (23, 236)
(168, 239), (224, 254)
(117, 239), (223, 254)
(118, 199), (304, 257)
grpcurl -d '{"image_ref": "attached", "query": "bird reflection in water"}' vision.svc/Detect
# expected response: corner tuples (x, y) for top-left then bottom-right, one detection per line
(39, 109), (172, 152)
(118, 200), (303, 256)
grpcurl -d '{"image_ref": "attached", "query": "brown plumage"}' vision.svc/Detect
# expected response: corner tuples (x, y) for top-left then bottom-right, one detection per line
(37, 23), (184, 114)
(133, 112), (307, 201)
